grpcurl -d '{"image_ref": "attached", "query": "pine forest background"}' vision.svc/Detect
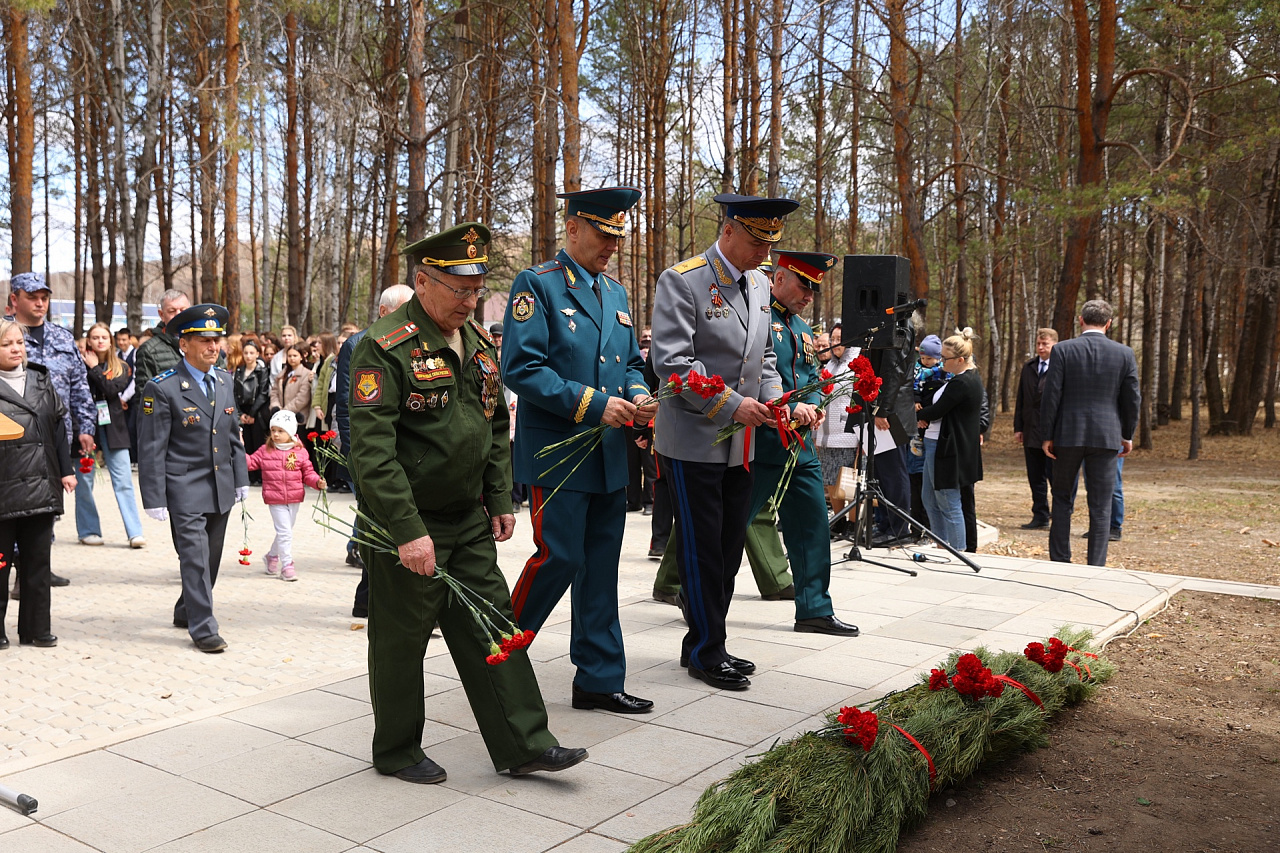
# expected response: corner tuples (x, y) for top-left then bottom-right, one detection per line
(2, 0), (1278, 449)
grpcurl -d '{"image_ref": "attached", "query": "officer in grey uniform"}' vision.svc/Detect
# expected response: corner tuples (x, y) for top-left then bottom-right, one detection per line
(649, 193), (793, 690)
(137, 304), (249, 653)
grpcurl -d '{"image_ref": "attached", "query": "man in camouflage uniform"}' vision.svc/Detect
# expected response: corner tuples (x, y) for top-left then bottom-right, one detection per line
(348, 222), (586, 784)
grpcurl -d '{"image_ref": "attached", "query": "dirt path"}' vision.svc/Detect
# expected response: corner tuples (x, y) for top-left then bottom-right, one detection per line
(975, 412), (1280, 585)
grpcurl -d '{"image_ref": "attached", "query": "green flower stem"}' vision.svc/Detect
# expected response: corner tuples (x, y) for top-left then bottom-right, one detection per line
(534, 432), (603, 516)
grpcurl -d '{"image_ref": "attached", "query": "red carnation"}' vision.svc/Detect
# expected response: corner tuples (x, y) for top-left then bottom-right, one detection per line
(499, 630), (535, 653)
(239, 548), (252, 556)
(951, 653), (1004, 699)
(845, 404), (862, 415)
(822, 383), (835, 394)
(307, 431), (319, 442)
(326, 430), (338, 441)
(668, 373), (683, 391)
(928, 668), (950, 691)
(836, 706), (879, 751)
(820, 368), (833, 380)
(485, 651), (510, 666)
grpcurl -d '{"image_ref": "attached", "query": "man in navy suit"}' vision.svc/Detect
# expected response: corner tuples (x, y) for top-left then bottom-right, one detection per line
(503, 187), (656, 715)
(1039, 300), (1140, 567)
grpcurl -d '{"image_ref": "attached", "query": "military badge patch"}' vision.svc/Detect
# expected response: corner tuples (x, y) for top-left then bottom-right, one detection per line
(512, 292), (536, 322)
(616, 311), (633, 327)
(224, 407), (235, 415)
(142, 397), (154, 416)
(406, 392), (427, 411)
(353, 369), (383, 406)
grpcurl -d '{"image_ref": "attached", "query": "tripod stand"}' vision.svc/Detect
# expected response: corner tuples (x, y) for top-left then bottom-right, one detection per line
(827, 330), (981, 575)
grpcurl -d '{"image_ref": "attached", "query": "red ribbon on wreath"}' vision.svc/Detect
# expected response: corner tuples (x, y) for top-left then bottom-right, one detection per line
(890, 724), (936, 785)
(993, 674), (1043, 709)
(1064, 659), (1093, 681)
(1067, 645), (1100, 659)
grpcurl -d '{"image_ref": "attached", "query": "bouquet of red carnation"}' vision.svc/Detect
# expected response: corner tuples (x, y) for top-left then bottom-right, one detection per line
(532, 370), (719, 514)
(949, 653), (1006, 699)
(1024, 637), (1070, 673)
(835, 705), (880, 751)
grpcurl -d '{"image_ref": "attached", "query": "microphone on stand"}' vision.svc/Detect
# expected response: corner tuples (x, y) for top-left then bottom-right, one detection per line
(884, 298), (928, 316)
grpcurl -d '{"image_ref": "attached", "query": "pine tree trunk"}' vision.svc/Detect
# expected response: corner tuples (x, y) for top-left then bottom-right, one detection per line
(7, 7), (33, 274)
(285, 9), (304, 325)
(223, 0), (241, 329)
(886, 0), (929, 300)
(406, 0), (427, 242)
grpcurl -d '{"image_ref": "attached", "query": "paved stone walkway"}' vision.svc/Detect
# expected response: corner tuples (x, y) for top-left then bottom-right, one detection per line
(0, 474), (1207, 852)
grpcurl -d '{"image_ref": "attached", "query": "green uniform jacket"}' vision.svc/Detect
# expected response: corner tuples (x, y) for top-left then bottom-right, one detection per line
(348, 297), (512, 545)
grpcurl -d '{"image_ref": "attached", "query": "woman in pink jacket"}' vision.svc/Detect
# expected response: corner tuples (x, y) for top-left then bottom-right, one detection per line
(246, 411), (325, 581)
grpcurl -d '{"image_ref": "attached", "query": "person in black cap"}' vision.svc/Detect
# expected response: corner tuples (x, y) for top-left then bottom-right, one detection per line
(348, 221), (586, 783)
(502, 187), (656, 714)
(746, 250), (860, 635)
(649, 192), (795, 690)
(137, 303), (249, 653)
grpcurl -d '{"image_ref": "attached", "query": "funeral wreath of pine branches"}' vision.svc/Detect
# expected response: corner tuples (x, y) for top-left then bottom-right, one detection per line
(627, 627), (1115, 853)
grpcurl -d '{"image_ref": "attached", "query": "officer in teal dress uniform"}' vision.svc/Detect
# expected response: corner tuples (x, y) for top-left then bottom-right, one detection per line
(744, 250), (860, 636)
(503, 187), (657, 714)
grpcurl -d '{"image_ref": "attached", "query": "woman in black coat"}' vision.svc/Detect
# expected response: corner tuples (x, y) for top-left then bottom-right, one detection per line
(80, 322), (146, 547)
(234, 339), (271, 482)
(0, 318), (76, 649)
(916, 330), (984, 550)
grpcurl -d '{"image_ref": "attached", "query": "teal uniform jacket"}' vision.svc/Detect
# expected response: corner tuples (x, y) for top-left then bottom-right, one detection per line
(502, 248), (649, 493)
(502, 249), (649, 694)
(746, 298), (835, 621)
(755, 298), (823, 466)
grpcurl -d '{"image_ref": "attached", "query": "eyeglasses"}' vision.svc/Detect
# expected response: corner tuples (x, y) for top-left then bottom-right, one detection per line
(427, 273), (489, 301)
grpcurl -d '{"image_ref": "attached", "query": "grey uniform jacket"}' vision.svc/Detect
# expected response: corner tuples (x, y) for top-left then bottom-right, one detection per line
(137, 364), (249, 515)
(651, 243), (783, 466)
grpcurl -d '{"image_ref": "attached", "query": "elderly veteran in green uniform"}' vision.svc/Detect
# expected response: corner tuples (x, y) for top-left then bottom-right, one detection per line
(137, 304), (249, 653)
(503, 186), (656, 715)
(347, 221), (587, 784)
(745, 250), (859, 636)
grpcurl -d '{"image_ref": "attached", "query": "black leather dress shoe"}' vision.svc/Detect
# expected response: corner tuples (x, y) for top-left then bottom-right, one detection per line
(1109, 528), (1122, 542)
(509, 746), (589, 775)
(382, 756), (447, 784)
(352, 603), (369, 619)
(0, 636), (8, 650)
(345, 548), (364, 568)
(572, 685), (654, 714)
(680, 654), (755, 676)
(20, 634), (58, 647)
(49, 573), (70, 587)
(194, 634), (227, 653)
(688, 661), (750, 690)
(1020, 519), (1049, 530)
(794, 615), (860, 637)
(173, 617), (188, 629)
(761, 584), (795, 601)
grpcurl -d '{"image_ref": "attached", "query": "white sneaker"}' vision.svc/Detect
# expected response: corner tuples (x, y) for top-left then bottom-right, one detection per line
(79, 535), (104, 546)
(129, 536), (147, 549)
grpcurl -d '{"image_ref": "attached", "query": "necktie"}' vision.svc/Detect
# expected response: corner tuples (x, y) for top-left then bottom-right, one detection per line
(591, 279), (602, 306)
(1038, 361), (1046, 377)
(738, 275), (748, 302)
(204, 375), (215, 403)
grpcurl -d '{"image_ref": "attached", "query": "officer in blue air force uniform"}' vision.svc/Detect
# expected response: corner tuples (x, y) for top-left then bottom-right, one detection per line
(503, 186), (657, 715)
(137, 304), (249, 653)
(745, 250), (860, 636)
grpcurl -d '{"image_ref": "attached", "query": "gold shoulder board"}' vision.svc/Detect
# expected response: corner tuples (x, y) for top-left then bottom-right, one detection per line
(673, 256), (708, 275)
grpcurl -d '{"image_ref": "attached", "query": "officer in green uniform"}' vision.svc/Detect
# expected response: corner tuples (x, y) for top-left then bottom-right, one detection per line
(347, 222), (587, 784)
(745, 250), (859, 636)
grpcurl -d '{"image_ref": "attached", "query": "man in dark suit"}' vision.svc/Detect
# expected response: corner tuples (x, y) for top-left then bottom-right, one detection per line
(1013, 328), (1058, 529)
(138, 304), (249, 652)
(1040, 300), (1139, 567)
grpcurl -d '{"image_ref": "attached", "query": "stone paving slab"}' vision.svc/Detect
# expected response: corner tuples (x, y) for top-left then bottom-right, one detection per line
(0, 472), (1221, 851)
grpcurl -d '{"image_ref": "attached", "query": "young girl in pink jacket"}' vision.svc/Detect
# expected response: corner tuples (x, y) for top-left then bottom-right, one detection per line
(246, 411), (325, 581)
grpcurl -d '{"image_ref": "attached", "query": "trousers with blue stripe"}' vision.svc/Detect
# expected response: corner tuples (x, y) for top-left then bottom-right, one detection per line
(658, 454), (754, 669)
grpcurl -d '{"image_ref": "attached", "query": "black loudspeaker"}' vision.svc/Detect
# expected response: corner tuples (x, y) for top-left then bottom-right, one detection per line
(842, 255), (910, 349)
